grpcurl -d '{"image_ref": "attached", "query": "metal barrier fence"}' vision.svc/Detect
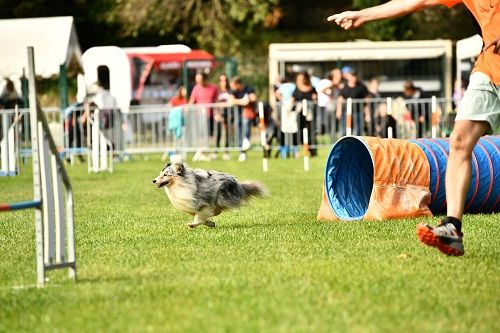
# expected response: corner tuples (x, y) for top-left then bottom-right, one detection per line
(1, 97), (456, 160)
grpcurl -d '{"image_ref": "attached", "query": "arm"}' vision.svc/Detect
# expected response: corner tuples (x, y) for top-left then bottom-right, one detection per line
(188, 85), (197, 104)
(327, 0), (443, 30)
(230, 91), (257, 106)
(336, 96), (344, 119)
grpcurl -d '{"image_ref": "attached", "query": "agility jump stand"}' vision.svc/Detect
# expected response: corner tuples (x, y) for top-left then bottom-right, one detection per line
(0, 47), (76, 287)
(87, 107), (113, 173)
(0, 107), (21, 176)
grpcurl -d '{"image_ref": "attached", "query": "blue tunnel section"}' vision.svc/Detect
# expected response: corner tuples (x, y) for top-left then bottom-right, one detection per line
(411, 136), (500, 214)
(324, 137), (374, 220)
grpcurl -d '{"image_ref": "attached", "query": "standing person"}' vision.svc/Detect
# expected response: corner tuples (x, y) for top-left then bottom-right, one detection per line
(328, 0), (499, 256)
(403, 80), (430, 138)
(0, 79), (21, 109)
(229, 76), (257, 162)
(366, 77), (382, 136)
(88, 82), (121, 151)
(336, 66), (370, 136)
(374, 102), (398, 139)
(316, 71), (334, 135)
(169, 85), (187, 107)
(188, 72), (218, 160)
(188, 72), (218, 130)
(216, 74), (232, 160)
(289, 71), (318, 157)
(274, 77), (297, 158)
(330, 68), (344, 138)
(0, 79), (21, 139)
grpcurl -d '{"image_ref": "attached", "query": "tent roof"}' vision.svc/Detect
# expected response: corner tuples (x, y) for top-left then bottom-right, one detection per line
(124, 47), (215, 70)
(0, 16), (82, 79)
(269, 40), (453, 61)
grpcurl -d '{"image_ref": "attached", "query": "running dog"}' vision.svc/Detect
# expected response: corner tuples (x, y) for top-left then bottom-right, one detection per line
(153, 163), (267, 228)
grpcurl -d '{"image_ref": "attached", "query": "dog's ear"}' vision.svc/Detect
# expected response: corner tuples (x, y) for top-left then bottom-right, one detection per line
(163, 162), (171, 171)
(174, 163), (185, 175)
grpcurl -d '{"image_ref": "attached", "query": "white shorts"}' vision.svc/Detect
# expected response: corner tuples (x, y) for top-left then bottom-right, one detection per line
(457, 72), (500, 134)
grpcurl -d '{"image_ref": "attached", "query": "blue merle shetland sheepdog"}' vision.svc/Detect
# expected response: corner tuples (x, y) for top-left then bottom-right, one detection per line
(153, 163), (267, 228)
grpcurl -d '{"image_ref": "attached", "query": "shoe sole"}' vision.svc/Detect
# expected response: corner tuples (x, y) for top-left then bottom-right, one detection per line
(416, 224), (464, 257)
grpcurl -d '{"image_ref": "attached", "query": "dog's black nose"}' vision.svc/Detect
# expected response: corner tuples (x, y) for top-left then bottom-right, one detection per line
(152, 179), (156, 183)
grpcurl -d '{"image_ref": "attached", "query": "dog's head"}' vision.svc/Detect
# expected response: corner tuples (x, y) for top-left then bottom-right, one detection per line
(152, 163), (186, 188)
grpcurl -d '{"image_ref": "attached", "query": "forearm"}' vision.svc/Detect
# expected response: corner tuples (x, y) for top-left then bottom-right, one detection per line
(359, 0), (438, 22)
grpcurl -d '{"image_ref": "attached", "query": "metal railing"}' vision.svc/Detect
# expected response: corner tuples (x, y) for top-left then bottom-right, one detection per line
(1, 97), (456, 160)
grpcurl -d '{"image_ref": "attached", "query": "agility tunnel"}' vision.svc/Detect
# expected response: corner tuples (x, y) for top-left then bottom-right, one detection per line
(317, 136), (500, 221)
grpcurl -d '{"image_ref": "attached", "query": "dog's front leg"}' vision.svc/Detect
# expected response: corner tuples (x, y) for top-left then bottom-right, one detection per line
(187, 214), (204, 228)
(188, 207), (215, 228)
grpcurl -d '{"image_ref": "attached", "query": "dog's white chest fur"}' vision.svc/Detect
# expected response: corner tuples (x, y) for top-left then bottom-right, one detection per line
(163, 182), (197, 214)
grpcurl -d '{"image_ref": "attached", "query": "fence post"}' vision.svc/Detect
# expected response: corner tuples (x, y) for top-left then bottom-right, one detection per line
(346, 98), (352, 136)
(303, 127), (310, 172)
(258, 102), (268, 172)
(431, 96), (438, 138)
(386, 97), (393, 139)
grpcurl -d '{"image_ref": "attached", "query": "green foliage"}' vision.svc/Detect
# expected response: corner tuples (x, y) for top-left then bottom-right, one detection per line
(353, 0), (414, 40)
(1, 152), (499, 332)
(109, 0), (279, 56)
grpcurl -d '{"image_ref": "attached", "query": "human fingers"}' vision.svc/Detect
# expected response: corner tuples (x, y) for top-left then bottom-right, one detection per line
(327, 12), (350, 25)
(327, 13), (340, 22)
(340, 20), (353, 30)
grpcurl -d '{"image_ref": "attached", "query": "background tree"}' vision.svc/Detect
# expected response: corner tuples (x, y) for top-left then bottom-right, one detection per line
(353, 0), (477, 41)
(109, 0), (279, 56)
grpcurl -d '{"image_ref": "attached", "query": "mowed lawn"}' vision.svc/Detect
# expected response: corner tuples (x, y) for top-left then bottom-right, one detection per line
(0, 150), (499, 333)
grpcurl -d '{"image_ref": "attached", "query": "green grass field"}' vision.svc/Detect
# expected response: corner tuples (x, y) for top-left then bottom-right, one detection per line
(1, 151), (499, 333)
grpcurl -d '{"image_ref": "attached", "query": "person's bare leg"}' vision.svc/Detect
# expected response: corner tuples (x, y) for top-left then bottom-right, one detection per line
(416, 120), (490, 256)
(445, 120), (490, 220)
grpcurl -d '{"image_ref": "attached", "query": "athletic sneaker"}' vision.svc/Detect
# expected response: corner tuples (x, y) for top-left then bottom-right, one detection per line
(416, 222), (464, 256)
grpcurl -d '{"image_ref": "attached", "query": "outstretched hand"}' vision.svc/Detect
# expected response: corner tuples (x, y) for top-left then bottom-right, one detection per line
(483, 38), (500, 54)
(327, 11), (365, 30)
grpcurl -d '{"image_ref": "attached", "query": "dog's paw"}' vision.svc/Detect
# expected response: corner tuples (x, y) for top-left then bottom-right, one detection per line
(205, 221), (216, 228)
(187, 223), (198, 228)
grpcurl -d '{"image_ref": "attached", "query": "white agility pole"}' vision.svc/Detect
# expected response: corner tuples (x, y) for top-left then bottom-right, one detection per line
(27, 47), (45, 286)
(0, 111), (19, 176)
(88, 108), (113, 173)
(386, 97), (393, 139)
(346, 98), (353, 136)
(431, 96), (437, 138)
(1, 113), (11, 175)
(258, 102), (268, 172)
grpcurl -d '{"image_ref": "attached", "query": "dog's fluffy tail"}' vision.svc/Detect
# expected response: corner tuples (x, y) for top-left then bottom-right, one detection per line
(241, 181), (268, 199)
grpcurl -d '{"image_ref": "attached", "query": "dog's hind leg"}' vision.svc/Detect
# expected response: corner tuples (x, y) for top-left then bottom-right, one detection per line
(188, 206), (216, 228)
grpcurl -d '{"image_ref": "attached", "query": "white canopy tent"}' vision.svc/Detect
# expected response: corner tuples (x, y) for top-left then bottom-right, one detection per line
(269, 40), (453, 99)
(0, 16), (82, 106)
(0, 16), (82, 79)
